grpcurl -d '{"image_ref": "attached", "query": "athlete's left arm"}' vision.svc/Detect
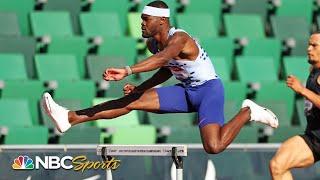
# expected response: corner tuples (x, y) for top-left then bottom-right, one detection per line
(130, 33), (187, 74)
(287, 75), (320, 109)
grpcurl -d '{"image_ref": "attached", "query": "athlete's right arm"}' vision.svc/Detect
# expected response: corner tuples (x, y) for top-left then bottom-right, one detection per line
(287, 75), (320, 109)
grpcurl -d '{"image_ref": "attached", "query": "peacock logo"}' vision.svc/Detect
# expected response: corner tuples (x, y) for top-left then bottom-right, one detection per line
(12, 155), (34, 170)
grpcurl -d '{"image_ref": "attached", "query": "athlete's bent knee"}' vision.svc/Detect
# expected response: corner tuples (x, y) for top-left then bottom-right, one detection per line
(203, 142), (226, 154)
(270, 158), (287, 176)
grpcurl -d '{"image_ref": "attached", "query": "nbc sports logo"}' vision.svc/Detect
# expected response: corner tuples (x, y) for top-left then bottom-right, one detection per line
(12, 155), (34, 170)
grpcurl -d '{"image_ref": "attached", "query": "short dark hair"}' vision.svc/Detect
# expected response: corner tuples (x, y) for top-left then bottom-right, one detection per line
(147, 0), (169, 8)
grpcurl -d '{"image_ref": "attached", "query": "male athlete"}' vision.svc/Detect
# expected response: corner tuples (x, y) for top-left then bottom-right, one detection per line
(43, 1), (278, 154)
(270, 33), (320, 179)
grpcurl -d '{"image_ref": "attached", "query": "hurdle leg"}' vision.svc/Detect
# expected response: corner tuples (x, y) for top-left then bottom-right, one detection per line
(101, 147), (113, 180)
(172, 147), (183, 180)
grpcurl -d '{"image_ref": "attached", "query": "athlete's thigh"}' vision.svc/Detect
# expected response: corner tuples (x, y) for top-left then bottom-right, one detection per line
(272, 136), (315, 169)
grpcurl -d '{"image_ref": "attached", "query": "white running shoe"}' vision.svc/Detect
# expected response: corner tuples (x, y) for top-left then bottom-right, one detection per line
(242, 99), (279, 128)
(42, 92), (71, 133)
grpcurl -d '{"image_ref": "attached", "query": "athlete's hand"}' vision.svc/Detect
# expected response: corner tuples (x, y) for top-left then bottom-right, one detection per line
(103, 68), (127, 81)
(286, 75), (304, 94)
(123, 83), (136, 95)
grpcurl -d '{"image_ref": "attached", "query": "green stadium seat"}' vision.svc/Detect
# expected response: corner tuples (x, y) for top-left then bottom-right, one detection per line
(166, 127), (202, 143)
(92, 98), (140, 128)
(90, 0), (131, 33)
(212, 57), (231, 81)
(256, 82), (295, 123)
(276, 0), (313, 25)
(200, 38), (235, 71)
(295, 99), (307, 127)
(231, 0), (269, 21)
(0, 99), (33, 127)
(80, 12), (123, 37)
(86, 56), (127, 82)
(43, 0), (82, 34)
(0, 37), (36, 78)
(47, 36), (89, 78)
(224, 100), (242, 122)
(271, 16), (309, 41)
(128, 12), (142, 39)
(35, 54), (80, 81)
(233, 126), (259, 143)
(176, 13), (218, 39)
(223, 81), (247, 101)
(30, 12), (74, 37)
(2, 80), (46, 125)
(224, 14), (265, 39)
(5, 126), (48, 144)
(236, 56), (278, 82)
(243, 38), (282, 71)
(97, 37), (137, 64)
(110, 125), (156, 144)
(283, 56), (310, 82)
(59, 126), (101, 144)
(290, 38), (308, 56)
(0, 12), (20, 36)
(268, 126), (305, 143)
(147, 112), (196, 127)
(0, 54), (28, 80)
(0, 0), (34, 35)
(53, 80), (96, 108)
(183, 0), (222, 29)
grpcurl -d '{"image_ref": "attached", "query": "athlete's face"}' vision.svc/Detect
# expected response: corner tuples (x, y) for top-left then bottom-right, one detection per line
(308, 34), (320, 66)
(141, 14), (161, 38)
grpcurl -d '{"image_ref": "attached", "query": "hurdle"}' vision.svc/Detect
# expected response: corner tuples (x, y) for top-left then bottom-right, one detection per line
(97, 144), (187, 180)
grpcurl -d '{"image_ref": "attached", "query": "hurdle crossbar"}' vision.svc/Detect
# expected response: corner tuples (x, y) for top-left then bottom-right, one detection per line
(97, 144), (187, 180)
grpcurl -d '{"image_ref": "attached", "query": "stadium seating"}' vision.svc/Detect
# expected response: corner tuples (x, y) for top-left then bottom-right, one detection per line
(224, 14), (265, 39)
(110, 125), (157, 144)
(200, 38), (235, 72)
(242, 38), (282, 71)
(275, 0), (313, 25)
(90, 0), (131, 33)
(4, 126), (48, 144)
(53, 80), (96, 108)
(35, 54), (80, 81)
(30, 12), (74, 37)
(212, 57), (231, 81)
(59, 126), (101, 144)
(0, 0), (34, 35)
(283, 56), (310, 82)
(42, 0), (82, 35)
(176, 13), (218, 39)
(230, 0), (269, 21)
(2, 80), (46, 125)
(47, 36), (89, 78)
(183, 0), (222, 29)
(236, 56), (278, 82)
(0, 54), (28, 80)
(0, 37), (36, 78)
(0, 12), (20, 36)
(97, 37), (137, 64)
(80, 12), (123, 37)
(166, 126), (202, 143)
(268, 126), (305, 142)
(0, 99), (33, 127)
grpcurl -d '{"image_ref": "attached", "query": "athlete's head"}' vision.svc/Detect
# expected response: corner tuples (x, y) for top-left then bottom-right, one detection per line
(141, 1), (170, 38)
(308, 32), (320, 67)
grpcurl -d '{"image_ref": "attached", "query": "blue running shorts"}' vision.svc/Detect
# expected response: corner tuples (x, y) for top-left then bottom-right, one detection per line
(155, 79), (225, 128)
